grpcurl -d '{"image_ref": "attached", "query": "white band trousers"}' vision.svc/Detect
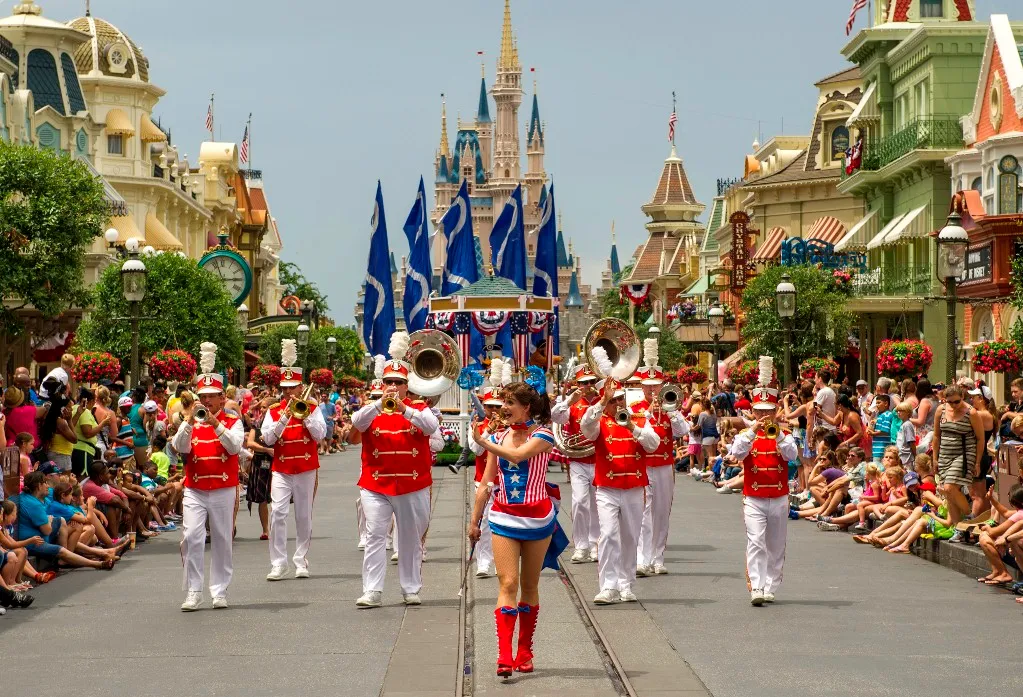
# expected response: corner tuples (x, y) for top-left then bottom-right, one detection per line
(638, 465), (675, 568)
(595, 486), (644, 593)
(269, 470), (316, 570)
(569, 461), (600, 552)
(743, 495), (788, 594)
(360, 487), (431, 594)
(180, 486), (235, 597)
(473, 481), (494, 571)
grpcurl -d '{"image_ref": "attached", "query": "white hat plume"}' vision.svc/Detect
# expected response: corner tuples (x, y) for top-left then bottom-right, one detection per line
(643, 337), (659, 368)
(590, 346), (612, 377)
(388, 331), (410, 361)
(501, 361), (513, 386)
(489, 358), (504, 387)
(373, 354), (386, 380)
(281, 339), (298, 368)
(199, 342), (217, 375)
(757, 355), (774, 387)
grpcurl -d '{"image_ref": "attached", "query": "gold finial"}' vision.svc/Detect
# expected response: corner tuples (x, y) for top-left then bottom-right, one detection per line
(13, 1), (42, 15)
(499, 0), (519, 69)
(558, 211), (563, 230)
(611, 219), (616, 243)
(439, 94), (449, 160)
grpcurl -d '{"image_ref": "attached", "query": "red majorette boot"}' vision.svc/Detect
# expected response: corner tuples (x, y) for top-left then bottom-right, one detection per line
(495, 606), (518, 677)
(514, 603), (539, 672)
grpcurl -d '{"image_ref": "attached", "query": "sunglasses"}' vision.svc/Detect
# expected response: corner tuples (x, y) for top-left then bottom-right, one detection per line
(382, 379), (405, 386)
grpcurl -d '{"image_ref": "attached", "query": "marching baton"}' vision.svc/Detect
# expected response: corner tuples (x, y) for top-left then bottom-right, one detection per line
(458, 540), (477, 598)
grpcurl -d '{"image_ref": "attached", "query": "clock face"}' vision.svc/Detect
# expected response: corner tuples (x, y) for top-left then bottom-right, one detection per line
(200, 252), (251, 306)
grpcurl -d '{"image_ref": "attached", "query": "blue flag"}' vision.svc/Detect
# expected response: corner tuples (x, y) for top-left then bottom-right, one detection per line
(362, 181), (396, 356)
(440, 179), (479, 295)
(402, 176), (432, 332)
(489, 184), (526, 290)
(532, 181), (559, 356)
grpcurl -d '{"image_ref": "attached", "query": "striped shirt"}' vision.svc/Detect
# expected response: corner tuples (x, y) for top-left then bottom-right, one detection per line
(487, 427), (556, 536)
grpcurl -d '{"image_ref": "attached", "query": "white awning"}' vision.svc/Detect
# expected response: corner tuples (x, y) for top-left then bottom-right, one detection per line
(846, 81), (878, 127)
(865, 213), (906, 250)
(866, 206), (930, 249)
(834, 209), (879, 252)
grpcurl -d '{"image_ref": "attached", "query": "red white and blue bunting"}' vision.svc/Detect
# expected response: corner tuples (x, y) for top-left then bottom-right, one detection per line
(471, 310), (508, 336)
(430, 311), (456, 331)
(527, 311), (549, 334)
(621, 284), (651, 306)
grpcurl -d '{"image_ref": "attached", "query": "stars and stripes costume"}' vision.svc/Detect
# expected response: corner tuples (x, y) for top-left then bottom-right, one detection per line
(487, 424), (557, 540)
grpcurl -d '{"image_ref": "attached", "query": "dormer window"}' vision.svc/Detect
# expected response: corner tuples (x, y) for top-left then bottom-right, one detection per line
(920, 0), (943, 18)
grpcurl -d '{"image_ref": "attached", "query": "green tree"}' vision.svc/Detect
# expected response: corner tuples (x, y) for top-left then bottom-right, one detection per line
(77, 252), (244, 371)
(256, 325), (362, 373)
(0, 144), (109, 339)
(279, 261), (330, 315)
(739, 264), (854, 373)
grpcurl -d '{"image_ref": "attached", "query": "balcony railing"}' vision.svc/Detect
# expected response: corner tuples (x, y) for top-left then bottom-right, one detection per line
(153, 164), (164, 178)
(851, 265), (932, 297)
(860, 118), (963, 173)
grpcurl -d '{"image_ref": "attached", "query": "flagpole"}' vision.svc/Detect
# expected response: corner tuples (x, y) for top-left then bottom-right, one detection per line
(247, 112), (253, 170)
(209, 93), (214, 142)
(671, 91), (676, 147)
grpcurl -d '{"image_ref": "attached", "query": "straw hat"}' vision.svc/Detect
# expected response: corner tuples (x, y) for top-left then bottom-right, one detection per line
(2, 387), (25, 409)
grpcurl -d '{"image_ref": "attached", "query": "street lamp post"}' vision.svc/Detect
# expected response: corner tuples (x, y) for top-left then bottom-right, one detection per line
(120, 238), (147, 389)
(326, 335), (337, 371)
(937, 211), (969, 385)
(237, 304), (249, 386)
(297, 323), (310, 376)
(776, 274), (797, 388)
(708, 302), (724, 384)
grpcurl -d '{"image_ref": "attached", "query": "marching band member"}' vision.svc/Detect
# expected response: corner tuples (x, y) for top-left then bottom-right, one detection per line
(261, 340), (327, 581)
(580, 378), (658, 604)
(469, 381), (556, 678)
(632, 363), (689, 577)
(727, 356), (797, 607)
(356, 378), (386, 550)
(173, 343), (245, 611)
(550, 365), (600, 563)
(467, 359), (509, 578)
(350, 339), (439, 608)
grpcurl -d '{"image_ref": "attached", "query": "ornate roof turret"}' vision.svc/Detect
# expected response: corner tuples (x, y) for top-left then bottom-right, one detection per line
(438, 95), (449, 160)
(565, 271), (584, 307)
(884, 0), (974, 23)
(389, 252), (398, 276)
(556, 217), (570, 268)
(647, 145), (697, 207)
(67, 15), (150, 82)
(477, 75), (491, 124)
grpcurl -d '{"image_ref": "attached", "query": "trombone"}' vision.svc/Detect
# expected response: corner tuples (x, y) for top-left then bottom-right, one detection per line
(286, 383), (317, 419)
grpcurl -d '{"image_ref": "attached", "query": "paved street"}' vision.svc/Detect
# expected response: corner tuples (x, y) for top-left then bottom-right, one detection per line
(4, 451), (1020, 697)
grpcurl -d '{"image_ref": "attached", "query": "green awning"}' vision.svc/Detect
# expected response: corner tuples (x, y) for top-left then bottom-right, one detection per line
(682, 276), (710, 296)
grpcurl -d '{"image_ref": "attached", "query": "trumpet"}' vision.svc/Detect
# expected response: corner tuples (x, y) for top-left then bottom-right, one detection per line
(194, 407), (209, 422)
(615, 407), (632, 426)
(658, 383), (681, 412)
(763, 422), (779, 439)
(287, 384), (317, 419)
(381, 396), (399, 414)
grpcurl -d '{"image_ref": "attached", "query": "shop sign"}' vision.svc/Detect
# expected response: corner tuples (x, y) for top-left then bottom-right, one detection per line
(729, 212), (752, 291)
(959, 242), (992, 286)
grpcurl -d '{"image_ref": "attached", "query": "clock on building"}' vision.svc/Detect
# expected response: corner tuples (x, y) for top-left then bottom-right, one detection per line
(199, 231), (252, 307)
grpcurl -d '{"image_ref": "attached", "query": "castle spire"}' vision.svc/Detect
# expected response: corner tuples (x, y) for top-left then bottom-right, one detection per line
(565, 270), (583, 308)
(499, 0), (519, 70)
(610, 221), (621, 277)
(477, 75), (491, 124)
(438, 94), (449, 160)
(527, 83), (543, 147)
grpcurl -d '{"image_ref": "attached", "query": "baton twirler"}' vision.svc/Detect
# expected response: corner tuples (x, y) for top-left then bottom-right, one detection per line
(458, 540), (477, 598)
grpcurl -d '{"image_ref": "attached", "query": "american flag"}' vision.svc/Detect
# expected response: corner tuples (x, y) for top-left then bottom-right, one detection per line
(846, 0), (868, 35)
(205, 101), (214, 134)
(668, 110), (677, 143)
(239, 126), (249, 164)
(510, 311), (530, 370)
(453, 312), (472, 366)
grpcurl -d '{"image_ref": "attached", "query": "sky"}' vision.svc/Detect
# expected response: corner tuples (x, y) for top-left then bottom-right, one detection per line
(35, 0), (1010, 324)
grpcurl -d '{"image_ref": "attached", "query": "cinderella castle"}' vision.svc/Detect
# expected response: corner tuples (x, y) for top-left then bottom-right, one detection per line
(358, 0), (600, 355)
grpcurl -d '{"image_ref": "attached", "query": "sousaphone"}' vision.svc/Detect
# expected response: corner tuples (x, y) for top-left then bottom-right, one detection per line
(404, 329), (462, 397)
(583, 318), (641, 382)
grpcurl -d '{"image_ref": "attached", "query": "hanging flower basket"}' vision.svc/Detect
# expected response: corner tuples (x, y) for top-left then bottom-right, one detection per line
(875, 339), (933, 379)
(250, 364), (281, 387)
(72, 351), (121, 384)
(973, 340), (1023, 374)
(727, 360), (762, 385)
(148, 349), (197, 383)
(799, 357), (840, 381)
(675, 366), (708, 385)
(340, 375), (364, 390)
(310, 368), (335, 388)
